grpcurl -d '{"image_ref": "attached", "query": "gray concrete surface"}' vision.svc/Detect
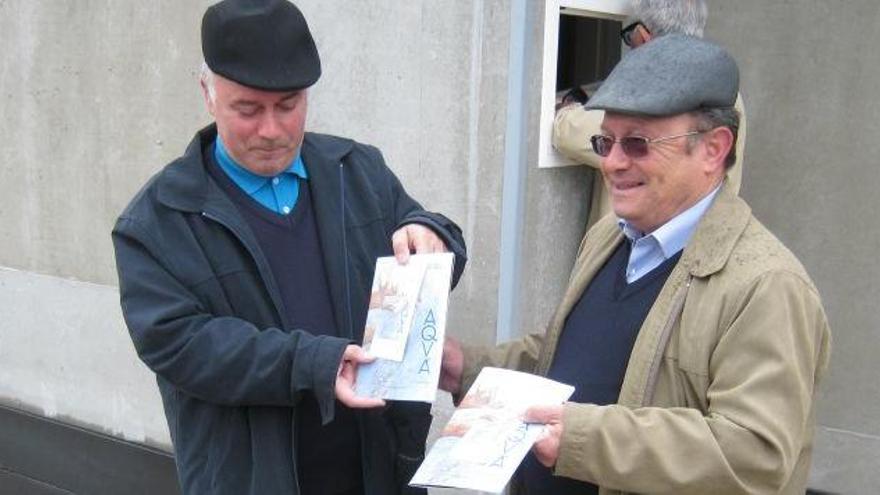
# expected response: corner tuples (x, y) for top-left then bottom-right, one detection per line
(0, 1), (213, 286)
(0, 0), (877, 493)
(706, 1), (880, 491)
(0, 0), (511, 432)
(0, 267), (169, 449)
(0, 0), (510, 349)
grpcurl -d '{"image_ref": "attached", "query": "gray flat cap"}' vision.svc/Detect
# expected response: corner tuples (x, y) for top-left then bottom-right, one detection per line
(585, 34), (738, 116)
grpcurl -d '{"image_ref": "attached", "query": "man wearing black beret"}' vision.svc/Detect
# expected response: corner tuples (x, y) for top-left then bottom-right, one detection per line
(112, 1), (466, 494)
(442, 35), (830, 494)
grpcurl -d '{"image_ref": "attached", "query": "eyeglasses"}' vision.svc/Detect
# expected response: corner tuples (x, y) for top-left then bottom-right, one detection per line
(620, 21), (650, 48)
(590, 131), (705, 158)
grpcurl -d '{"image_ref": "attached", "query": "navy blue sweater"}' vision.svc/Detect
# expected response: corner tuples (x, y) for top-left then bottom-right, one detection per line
(521, 240), (681, 494)
(208, 153), (362, 495)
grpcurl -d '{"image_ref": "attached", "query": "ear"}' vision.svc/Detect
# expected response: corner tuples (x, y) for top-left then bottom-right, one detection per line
(639, 24), (654, 44)
(701, 126), (734, 175)
(200, 80), (216, 117)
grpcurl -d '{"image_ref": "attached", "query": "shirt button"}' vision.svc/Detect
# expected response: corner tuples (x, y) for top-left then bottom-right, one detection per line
(272, 177), (280, 185)
(282, 206), (291, 214)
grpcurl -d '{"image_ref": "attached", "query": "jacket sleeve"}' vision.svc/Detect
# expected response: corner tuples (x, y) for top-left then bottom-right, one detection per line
(365, 146), (468, 289)
(112, 216), (348, 422)
(552, 105), (605, 169)
(457, 333), (546, 401)
(553, 271), (831, 494)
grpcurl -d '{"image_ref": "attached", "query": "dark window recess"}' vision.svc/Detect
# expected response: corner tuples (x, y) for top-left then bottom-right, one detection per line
(556, 14), (622, 92)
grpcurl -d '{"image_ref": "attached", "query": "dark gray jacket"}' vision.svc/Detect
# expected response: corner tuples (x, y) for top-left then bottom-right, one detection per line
(112, 125), (467, 494)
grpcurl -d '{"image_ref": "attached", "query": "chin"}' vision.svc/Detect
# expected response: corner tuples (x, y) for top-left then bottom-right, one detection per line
(242, 161), (280, 177)
(611, 202), (634, 219)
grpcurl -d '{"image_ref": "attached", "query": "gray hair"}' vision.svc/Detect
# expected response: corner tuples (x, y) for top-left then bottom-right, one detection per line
(200, 62), (216, 102)
(689, 106), (740, 169)
(631, 0), (708, 37)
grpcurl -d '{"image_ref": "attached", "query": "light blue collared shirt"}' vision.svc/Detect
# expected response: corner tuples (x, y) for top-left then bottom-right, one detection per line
(618, 185), (721, 283)
(213, 136), (308, 215)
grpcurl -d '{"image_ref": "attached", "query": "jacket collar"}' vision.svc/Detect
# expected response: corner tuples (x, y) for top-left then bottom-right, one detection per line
(155, 124), (354, 213)
(678, 180), (752, 278)
(154, 124), (358, 337)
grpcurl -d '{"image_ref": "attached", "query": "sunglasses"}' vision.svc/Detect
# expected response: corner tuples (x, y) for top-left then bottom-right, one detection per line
(620, 21), (650, 48)
(590, 131), (705, 158)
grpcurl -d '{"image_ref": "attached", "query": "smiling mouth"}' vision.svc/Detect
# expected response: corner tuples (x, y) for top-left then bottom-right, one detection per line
(611, 180), (645, 192)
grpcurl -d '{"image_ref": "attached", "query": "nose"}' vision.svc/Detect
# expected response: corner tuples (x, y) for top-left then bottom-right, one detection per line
(601, 139), (630, 175)
(257, 112), (283, 140)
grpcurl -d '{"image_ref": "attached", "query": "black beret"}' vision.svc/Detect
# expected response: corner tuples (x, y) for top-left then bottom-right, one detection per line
(585, 34), (738, 116)
(202, 0), (321, 91)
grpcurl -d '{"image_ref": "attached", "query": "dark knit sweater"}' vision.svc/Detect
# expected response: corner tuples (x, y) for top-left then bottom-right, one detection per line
(207, 151), (362, 495)
(520, 240), (681, 494)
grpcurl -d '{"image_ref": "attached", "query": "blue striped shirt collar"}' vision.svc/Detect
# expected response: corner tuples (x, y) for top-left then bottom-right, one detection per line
(618, 184), (722, 258)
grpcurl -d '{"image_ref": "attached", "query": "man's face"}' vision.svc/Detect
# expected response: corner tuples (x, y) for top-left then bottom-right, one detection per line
(599, 112), (723, 233)
(204, 74), (308, 177)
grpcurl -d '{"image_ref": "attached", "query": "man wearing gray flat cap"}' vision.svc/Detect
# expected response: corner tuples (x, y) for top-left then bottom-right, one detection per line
(112, 1), (466, 494)
(554, 0), (747, 231)
(442, 35), (830, 494)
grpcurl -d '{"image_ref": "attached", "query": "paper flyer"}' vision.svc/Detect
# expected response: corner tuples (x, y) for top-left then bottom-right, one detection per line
(356, 252), (454, 402)
(409, 367), (575, 493)
(360, 255), (429, 362)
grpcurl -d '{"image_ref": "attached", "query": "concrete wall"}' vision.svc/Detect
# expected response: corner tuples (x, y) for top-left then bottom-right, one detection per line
(0, 0), (215, 450)
(0, 0), (513, 454)
(706, 1), (880, 492)
(0, 267), (169, 448)
(1, 0), (877, 492)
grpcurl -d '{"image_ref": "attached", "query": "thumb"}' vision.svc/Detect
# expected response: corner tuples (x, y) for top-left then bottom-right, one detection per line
(343, 344), (376, 365)
(391, 228), (411, 264)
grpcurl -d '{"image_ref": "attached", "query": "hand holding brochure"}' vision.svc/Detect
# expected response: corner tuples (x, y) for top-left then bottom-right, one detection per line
(356, 253), (454, 402)
(409, 367), (575, 493)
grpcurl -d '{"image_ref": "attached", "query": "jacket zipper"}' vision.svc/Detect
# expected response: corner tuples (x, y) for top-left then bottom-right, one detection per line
(340, 160), (371, 493)
(339, 161), (354, 340)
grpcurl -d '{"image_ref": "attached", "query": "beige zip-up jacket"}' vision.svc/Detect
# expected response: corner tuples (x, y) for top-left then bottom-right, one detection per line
(553, 94), (747, 228)
(461, 184), (831, 494)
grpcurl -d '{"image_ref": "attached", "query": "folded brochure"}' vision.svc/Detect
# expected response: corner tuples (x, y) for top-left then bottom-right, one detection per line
(356, 252), (454, 402)
(360, 255), (429, 362)
(410, 367), (575, 493)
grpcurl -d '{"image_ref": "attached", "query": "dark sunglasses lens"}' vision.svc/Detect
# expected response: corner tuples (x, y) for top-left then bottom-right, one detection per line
(621, 137), (649, 157)
(591, 135), (612, 157)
